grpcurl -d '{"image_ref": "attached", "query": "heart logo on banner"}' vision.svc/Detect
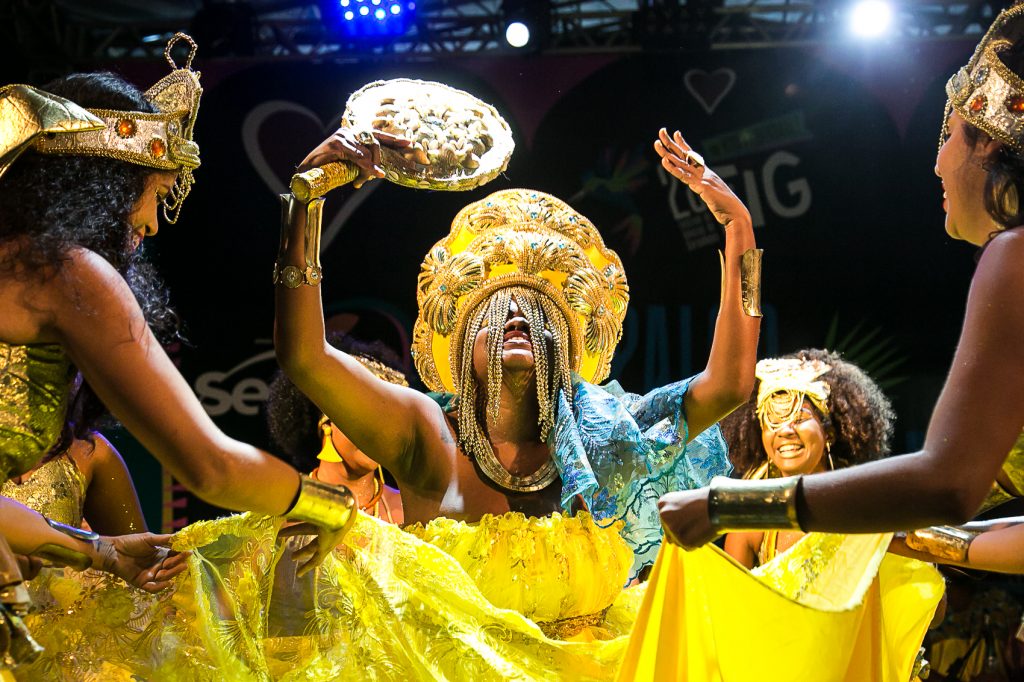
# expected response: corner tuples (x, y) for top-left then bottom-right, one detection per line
(242, 101), (379, 252)
(683, 69), (737, 115)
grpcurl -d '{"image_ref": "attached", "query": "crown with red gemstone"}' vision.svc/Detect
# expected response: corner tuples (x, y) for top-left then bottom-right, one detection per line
(944, 4), (1024, 153)
(32, 33), (202, 222)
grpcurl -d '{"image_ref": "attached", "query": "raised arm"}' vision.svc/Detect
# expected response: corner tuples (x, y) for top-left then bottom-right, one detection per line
(654, 129), (760, 440)
(77, 432), (148, 535)
(274, 130), (438, 480)
(659, 230), (1024, 547)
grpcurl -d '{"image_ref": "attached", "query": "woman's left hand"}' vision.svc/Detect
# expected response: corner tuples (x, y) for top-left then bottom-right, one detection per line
(658, 488), (718, 549)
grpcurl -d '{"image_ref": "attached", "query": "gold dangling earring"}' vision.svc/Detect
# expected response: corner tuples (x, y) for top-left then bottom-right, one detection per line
(827, 441), (835, 470)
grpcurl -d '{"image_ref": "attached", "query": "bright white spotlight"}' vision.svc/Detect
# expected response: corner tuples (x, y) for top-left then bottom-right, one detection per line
(850, 0), (893, 38)
(344, 9), (354, 19)
(505, 21), (530, 48)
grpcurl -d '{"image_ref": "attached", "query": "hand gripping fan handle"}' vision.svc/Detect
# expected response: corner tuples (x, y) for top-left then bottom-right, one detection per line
(289, 161), (360, 203)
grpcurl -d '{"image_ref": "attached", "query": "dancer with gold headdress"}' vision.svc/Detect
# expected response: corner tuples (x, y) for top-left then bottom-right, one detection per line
(66, 118), (759, 680)
(0, 34), (357, 673)
(656, 0), (1024, 559)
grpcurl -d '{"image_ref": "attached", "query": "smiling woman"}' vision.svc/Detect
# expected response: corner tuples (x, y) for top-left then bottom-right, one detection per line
(719, 348), (895, 568)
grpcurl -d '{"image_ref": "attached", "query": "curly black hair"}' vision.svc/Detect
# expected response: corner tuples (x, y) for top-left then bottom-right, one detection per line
(720, 348), (896, 478)
(264, 332), (406, 473)
(0, 72), (182, 442)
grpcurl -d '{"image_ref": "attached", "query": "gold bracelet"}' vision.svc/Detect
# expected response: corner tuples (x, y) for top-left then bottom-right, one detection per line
(740, 248), (763, 318)
(905, 525), (979, 563)
(707, 475), (803, 534)
(273, 193), (324, 288)
(286, 474), (358, 532)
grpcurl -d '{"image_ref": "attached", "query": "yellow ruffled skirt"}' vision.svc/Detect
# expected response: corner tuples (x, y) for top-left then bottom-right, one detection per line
(11, 515), (941, 682)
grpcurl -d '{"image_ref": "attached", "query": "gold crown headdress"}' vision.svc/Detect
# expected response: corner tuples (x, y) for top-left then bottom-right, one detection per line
(0, 33), (202, 223)
(943, 4), (1024, 153)
(755, 357), (832, 431)
(412, 188), (629, 492)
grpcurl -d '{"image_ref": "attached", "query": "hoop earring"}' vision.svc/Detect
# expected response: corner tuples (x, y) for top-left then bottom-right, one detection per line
(826, 441), (835, 470)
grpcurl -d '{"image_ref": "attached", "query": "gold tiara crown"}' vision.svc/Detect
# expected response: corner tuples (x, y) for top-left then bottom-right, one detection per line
(0, 33), (202, 223)
(944, 5), (1024, 153)
(412, 188), (629, 393)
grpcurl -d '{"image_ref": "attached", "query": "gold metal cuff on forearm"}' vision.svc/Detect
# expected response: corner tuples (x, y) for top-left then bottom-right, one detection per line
(740, 248), (763, 318)
(905, 525), (979, 563)
(273, 194), (324, 288)
(708, 475), (802, 534)
(286, 474), (357, 532)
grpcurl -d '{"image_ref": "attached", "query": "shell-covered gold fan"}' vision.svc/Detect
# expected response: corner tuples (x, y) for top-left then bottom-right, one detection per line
(291, 78), (514, 201)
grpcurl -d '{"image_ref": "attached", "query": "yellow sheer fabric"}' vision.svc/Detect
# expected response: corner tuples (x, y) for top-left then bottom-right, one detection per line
(11, 515), (940, 681)
(617, 533), (944, 682)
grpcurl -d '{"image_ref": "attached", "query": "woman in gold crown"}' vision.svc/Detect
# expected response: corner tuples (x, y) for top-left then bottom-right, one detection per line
(0, 34), (359, 671)
(131, 125), (760, 681)
(653, 0), (1024, 631)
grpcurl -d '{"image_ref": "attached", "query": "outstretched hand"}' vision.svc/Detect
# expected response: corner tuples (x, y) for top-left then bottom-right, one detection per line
(297, 128), (411, 189)
(658, 488), (718, 550)
(654, 128), (751, 230)
(100, 533), (188, 593)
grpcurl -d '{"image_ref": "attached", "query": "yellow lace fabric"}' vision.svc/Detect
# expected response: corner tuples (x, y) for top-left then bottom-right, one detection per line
(404, 512), (633, 625)
(1, 453), (85, 526)
(20, 512), (635, 681)
(0, 341), (72, 481)
(617, 533), (945, 682)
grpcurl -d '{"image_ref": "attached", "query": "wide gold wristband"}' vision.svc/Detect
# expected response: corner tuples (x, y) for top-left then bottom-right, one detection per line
(285, 474), (357, 532)
(740, 248), (763, 318)
(905, 525), (979, 563)
(707, 475), (803, 534)
(273, 193), (324, 288)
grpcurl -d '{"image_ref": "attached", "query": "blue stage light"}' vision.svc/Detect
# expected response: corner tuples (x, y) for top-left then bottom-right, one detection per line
(321, 0), (415, 39)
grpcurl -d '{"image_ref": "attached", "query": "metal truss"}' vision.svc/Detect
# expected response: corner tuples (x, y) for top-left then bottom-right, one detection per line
(4, 0), (1008, 70)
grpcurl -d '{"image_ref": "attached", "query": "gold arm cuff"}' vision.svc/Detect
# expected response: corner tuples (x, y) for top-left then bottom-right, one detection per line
(286, 474), (357, 532)
(708, 475), (802, 534)
(740, 248), (763, 318)
(290, 161), (359, 203)
(274, 194), (325, 287)
(905, 525), (979, 563)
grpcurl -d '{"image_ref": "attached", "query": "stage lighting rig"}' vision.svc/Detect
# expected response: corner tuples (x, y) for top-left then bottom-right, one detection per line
(320, 0), (416, 40)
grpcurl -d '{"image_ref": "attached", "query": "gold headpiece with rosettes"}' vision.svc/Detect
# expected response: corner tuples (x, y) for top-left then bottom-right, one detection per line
(0, 33), (202, 223)
(755, 357), (832, 431)
(413, 188), (629, 392)
(412, 188), (629, 493)
(943, 4), (1024, 153)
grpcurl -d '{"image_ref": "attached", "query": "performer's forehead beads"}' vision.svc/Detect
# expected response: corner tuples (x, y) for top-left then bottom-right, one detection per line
(755, 358), (832, 431)
(413, 189), (629, 492)
(941, 3), (1024, 153)
(0, 33), (202, 223)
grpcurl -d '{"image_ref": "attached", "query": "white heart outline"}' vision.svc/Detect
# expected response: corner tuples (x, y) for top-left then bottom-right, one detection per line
(242, 100), (379, 253)
(683, 69), (737, 115)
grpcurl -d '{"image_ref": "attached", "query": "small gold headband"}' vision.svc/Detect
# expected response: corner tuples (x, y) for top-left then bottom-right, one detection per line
(755, 357), (831, 431)
(355, 354), (409, 387)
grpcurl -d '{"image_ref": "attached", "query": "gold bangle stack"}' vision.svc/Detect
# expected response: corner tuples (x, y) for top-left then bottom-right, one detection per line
(286, 474), (358, 532)
(905, 525), (979, 563)
(707, 475), (803, 534)
(273, 193), (324, 288)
